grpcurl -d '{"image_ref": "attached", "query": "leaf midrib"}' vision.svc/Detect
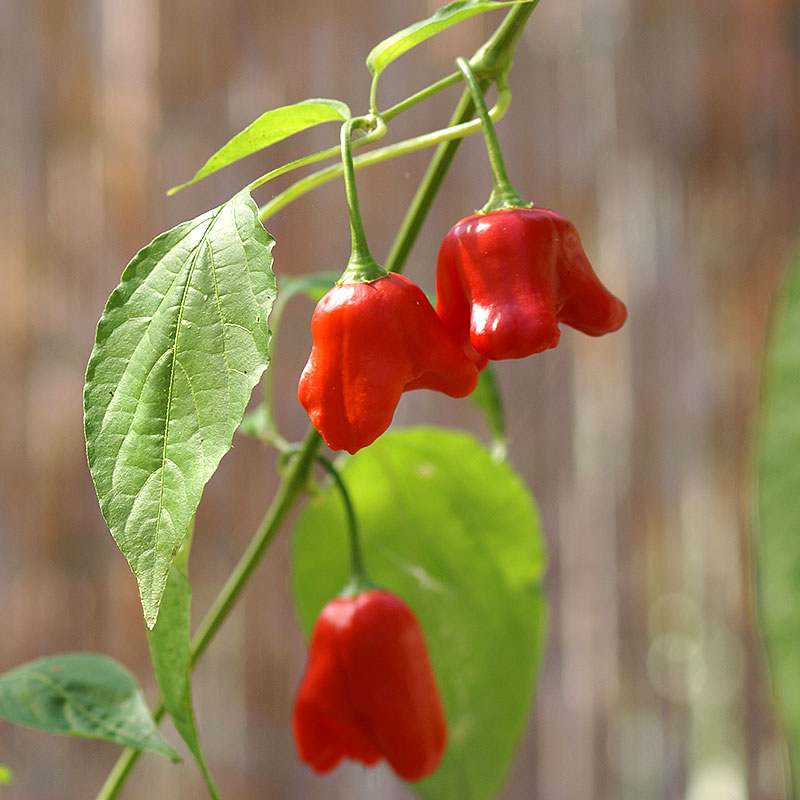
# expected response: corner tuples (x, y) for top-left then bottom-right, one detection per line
(151, 203), (227, 598)
(0, 672), (138, 743)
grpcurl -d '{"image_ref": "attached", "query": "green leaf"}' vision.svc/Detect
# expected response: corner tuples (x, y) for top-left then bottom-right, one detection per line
(469, 365), (507, 461)
(239, 403), (272, 442)
(366, 1), (530, 79)
(169, 99), (351, 194)
(147, 528), (221, 799)
(758, 247), (800, 796)
(0, 654), (178, 760)
(239, 271), (339, 443)
(276, 271), (339, 309)
(0, 765), (12, 785)
(84, 189), (277, 628)
(292, 427), (546, 799)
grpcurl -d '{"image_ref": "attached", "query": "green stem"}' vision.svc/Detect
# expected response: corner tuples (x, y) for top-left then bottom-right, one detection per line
(383, 87), (483, 274)
(247, 116), (387, 195)
(190, 426), (321, 665)
(456, 58), (526, 211)
(94, 426), (322, 800)
(338, 118), (387, 283)
(315, 456), (374, 593)
(248, 71), (461, 198)
(381, 71), (461, 121)
(258, 87), (510, 226)
(470, 0), (539, 78)
(385, 0), (538, 271)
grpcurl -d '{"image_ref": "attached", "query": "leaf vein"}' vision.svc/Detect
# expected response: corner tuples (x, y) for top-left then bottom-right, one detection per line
(152, 203), (227, 600)
(24, 674), (136, 742)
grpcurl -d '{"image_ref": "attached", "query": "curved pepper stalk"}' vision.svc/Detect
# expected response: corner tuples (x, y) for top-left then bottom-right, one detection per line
(435, 207), (628, 366)
(293, 589), (448, 781)
(298, 272), (479, 454)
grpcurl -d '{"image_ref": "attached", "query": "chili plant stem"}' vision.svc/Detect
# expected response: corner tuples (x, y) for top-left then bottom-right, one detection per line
(189, 425), (322, 666)
(95, 427), (322, 800)
(258, 88), (509, 224)
(257, 1), (537, 226)
(380, 71), (461, 121)
(315, 456), (374, 593)
(456, 58), (526, 211)
(383, 86), (484, 273)
(385, 0), (538, 271)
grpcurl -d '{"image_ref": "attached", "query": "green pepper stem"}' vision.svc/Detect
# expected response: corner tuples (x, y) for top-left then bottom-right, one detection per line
(315, 456), (375, 594)
(455, 57), (527, 212)
(258, 86), (510, 228)
(94, 427), (322, 800)
(338, 117), (388, 284)
(381, 71), (462, 121)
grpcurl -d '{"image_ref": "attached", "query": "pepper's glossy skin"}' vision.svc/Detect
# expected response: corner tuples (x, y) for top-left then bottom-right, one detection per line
(298, 272), (479, 454)
(293, 590), (448, 781)
(436, 207), (627, 365)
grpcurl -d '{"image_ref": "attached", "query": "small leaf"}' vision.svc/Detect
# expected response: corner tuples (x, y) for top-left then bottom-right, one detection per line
(292, 427), (546, 799)
(239, 403), (271, 441)
(169, 99), (351, 194)
(0, 765), (12, 785)
(366, 1), (530, 79)
(239, 271), (339, 443)
(84, 189), (277, 627)
(0, 654), (178, 760)
(147, 528), (221, 799)
(469, 365), (507, 460)
(758, 246), (800, 795)
(276, 272), (340, 308)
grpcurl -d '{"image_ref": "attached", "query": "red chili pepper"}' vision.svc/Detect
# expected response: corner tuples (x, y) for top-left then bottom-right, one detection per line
(435, 207), (627, 365)
(298, 272), (479, 454)
(293, 589), (448, 781)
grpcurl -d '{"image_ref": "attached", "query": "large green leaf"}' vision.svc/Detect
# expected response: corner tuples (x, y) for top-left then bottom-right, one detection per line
(366, 1), (529, 79)
(84, 190), (276, 627)
(758, 248), (800, 796)
(292, 427), (546, 800)
(0, 654), (178, 760)
(169, 99), (350, 194)
(147, 529), (220, 799)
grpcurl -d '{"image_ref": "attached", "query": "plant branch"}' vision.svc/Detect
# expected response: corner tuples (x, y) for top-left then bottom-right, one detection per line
(258, 87), (510, 224)
(385, 0), (537, 272)
(95, 427), (322, 800)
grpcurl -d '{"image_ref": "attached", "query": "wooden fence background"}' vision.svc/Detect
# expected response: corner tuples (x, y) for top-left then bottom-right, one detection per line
(1, 0), (799, 797)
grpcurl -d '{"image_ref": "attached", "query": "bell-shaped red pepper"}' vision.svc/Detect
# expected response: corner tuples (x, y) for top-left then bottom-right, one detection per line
(293, 589), (448, 781)
(435, 207), (627, 365)
(298, 272), (479, 454)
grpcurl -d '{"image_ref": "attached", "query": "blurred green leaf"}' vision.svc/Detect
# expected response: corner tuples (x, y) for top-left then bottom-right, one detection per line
(147, 529), (221, 799)
(0, 654), (177, 760)
(239, 271), (339, 444)
(758, 247), (800, 796)
(169, 99), (351, 194)
(239, 403), (272, 442)
(367, 1), (529, 79)
(469, 365), (507, 460)
(292, 427), (546, 799)
(84, 190), (276, 627)
(276, 272), (339, 309)
(0, 765), (12, 785)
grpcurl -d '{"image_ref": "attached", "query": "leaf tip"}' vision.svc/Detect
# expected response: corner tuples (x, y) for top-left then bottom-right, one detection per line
(140, 583), (165, 630)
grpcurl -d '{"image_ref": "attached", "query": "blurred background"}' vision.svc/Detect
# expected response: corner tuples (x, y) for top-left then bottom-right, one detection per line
(1, 0), (799, 797)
